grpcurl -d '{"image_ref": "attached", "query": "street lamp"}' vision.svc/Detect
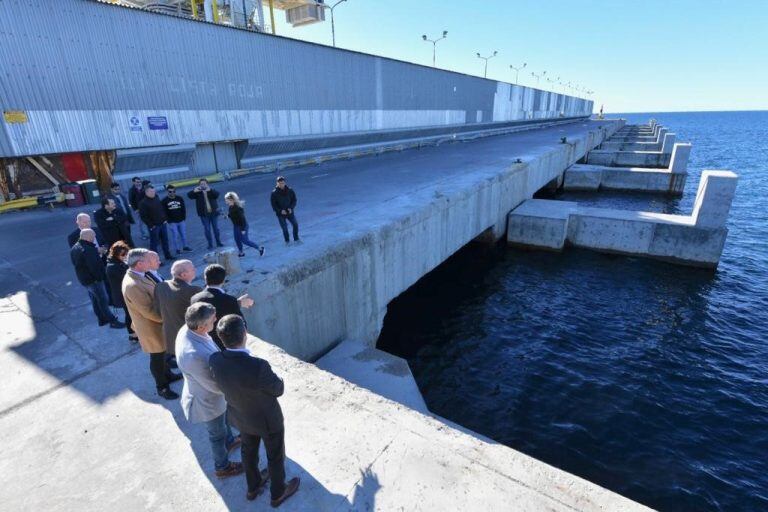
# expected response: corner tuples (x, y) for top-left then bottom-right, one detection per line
(422, 30), (448, 67)
(476, 50), (498, 78)
(509, 62), (526, 84)
(327, 0), (348, 47)
(531, 70), (546, 85)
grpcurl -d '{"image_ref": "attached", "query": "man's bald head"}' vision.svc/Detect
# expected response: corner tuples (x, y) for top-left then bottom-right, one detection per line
(76, 213), (91, 229)
(79, 228), (96, 243)
(171, 259), (196, 283)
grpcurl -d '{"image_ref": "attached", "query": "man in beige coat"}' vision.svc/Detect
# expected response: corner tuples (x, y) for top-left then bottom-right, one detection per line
(122, 248), (182, 400)
(154, 260), (202, 358)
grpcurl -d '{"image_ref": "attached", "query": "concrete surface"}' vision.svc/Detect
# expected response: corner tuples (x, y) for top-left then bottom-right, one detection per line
(0, 308), (650, 511)
(316, 340), (429, 413)
(564, 142), (692, 195)
(599, 127), (668, 151)
(585, 148), (671, 168)
(508, 170), (738, 268)
(0, 119), (622, 411)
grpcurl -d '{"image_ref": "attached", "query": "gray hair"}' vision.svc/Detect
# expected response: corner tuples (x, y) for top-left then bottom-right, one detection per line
(127, 248), (151, 268)
(185, 302), (217, 330)
(79, 228), (95, 241)
(171, 259), (194, 278)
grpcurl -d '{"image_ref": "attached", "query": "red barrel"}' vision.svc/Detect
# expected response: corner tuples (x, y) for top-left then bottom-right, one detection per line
(61, 183), (85, 207)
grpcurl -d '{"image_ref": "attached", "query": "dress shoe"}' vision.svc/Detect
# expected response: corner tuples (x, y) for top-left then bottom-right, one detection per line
(227, 435), (242, 453)
(109, 320), (126, 329)
(157, 387), (179, 400)
(182, 246), (192, 252)
(215, 462), (244, 479)
(216, 242), (225, 248)
(270, 477), (300, 508)
(246, 469), (270, 500)
(167, 372), (183, 383)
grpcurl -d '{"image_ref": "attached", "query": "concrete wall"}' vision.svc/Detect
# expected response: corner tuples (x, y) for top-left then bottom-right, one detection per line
(242, 121), (623, 360)
(0, 0), (592, 157)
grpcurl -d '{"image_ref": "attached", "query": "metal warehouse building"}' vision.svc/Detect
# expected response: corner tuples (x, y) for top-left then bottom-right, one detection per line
(0, 0), (592, 202)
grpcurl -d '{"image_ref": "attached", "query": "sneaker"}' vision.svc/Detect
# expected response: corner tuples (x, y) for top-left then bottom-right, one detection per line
(238, 252), (246, 257)
(246, 469), (271, 500)
(157, 387), (179, 400)
(259, 246), (265, 257)
(215, 462), (244, 479)
(109, 320), (126, 329)
(270, 477), (300, 508)
(182, 246), (193, 252)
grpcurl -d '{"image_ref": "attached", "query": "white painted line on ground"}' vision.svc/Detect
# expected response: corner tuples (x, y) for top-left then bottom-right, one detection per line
(311, 173), (330, 179)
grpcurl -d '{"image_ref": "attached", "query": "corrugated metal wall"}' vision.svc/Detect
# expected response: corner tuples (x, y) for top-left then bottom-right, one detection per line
(0, 0), (592, 157)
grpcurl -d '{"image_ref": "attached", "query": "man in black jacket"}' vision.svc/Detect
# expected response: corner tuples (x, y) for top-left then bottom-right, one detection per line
(128, 176), (148, 240)
(210, 315), (300, 506)
(270, 176), (300, 245)
(67, 212), (106, 250)
(70, 229), (124, 329)
(138, 184), (174, 263)
(162, 184), (192, 255)
(187, 178), (223, 250)
(190, 264), (253, 349)
(94, 197), (132, 249)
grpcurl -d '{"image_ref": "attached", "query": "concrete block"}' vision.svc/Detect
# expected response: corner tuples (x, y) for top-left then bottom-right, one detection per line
(507, 200), (576, 251)
(669, 143), (692, 174)
(203, 247), (241, 276)
(586, 150), (671, 168)
(692, 170), (738, 229)
(563, 164), (602, 190)
(661, 132), (676, 154)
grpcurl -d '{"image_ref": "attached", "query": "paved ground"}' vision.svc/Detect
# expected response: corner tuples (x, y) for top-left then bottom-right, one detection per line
(0, 120), (647, 510)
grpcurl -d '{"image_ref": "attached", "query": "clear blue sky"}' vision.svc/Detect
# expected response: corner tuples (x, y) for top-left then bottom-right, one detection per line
(271, 0), (768, 113)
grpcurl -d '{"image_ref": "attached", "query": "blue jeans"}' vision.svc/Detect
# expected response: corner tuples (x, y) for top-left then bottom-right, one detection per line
(167, 221), (188, 253)
(233, 223), (261, 252)
(200, 214), (222, 248)
(85, 281), (116, 325)
(148, 224), (172, 259)
(204, 412), (236, 471)
(277, 212), (299, 242)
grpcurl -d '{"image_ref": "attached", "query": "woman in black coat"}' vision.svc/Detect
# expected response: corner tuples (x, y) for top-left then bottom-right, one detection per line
(105, 241), (137, 341)
(224, 191), (265, 257)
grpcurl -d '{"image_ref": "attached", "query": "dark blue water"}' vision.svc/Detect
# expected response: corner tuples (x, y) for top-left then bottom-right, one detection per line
(377, 111), (768, 511)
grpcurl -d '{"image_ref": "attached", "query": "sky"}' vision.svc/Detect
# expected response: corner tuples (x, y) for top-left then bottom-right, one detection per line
(268, 0), (768, 113)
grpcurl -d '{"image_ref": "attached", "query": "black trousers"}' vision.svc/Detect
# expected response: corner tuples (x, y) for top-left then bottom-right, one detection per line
(149, 351), (170, 389)
(241, 430), (286, 500)
(276, 213), (299, 242)
(122, 306), (134, 335)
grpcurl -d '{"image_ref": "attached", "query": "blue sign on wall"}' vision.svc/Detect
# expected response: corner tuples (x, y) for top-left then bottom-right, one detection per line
(147, 116), (169, 130)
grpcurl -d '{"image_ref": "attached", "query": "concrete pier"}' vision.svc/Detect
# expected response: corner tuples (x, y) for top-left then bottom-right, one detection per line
(507, 170), (738, 268)
(564, 142), (692, 194)
(586, 132), (676, 168)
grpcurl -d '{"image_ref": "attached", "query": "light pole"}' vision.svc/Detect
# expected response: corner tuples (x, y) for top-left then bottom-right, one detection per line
(422, 30), (448, 67)
(476, 50), (497, 78)
(531, 70), (546, 85)
(509, 62), (526, 84)
(328, 0), (348, 47)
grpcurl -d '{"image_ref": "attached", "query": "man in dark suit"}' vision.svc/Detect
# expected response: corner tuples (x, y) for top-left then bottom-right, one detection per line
(209, 315), (300, 506)
(70, 229), (123, 328)
(94, 197), (132, 249)
(190, 264), (253, 349)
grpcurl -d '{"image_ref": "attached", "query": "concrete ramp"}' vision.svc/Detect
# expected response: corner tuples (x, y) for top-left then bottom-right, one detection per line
(508, 170), (738, 268)
(316, 340), (429, 413)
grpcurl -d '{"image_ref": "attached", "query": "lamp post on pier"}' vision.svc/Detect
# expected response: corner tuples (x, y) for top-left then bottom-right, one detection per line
(476, 50), (498, 78)
(422, 30), (448, 67)
(509, 62), (526, 84)
(327, 0), (348, 47)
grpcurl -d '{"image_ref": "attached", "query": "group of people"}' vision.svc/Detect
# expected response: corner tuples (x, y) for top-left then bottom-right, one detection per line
(65, 174), (307, 505)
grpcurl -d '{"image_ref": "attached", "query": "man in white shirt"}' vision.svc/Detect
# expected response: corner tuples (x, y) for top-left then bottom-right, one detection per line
(175, 302), (243, 478)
